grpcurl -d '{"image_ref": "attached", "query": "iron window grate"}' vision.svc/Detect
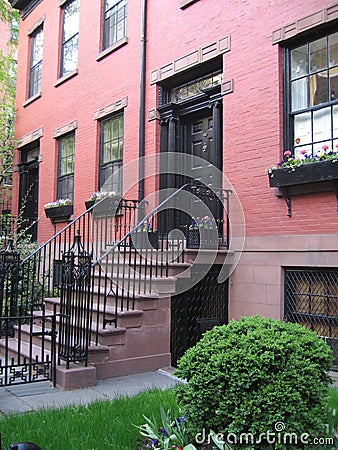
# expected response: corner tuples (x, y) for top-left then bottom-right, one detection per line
(284, 267), (338, 370)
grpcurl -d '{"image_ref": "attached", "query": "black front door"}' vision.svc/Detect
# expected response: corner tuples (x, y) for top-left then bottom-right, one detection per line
(19, 161), (39, 242)
(186, 114), (215, 181)
(176, 111), (223, 234)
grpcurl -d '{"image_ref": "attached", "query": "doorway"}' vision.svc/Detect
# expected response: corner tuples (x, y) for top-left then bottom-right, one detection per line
(18, 145), (40, 241)
(171, 265), (228, 366)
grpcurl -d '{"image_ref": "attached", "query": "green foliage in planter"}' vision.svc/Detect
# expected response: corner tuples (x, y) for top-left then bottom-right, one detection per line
(174, 316), (334, 449)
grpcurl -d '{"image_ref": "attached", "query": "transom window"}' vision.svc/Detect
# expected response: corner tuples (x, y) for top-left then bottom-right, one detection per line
(28, 26), (43, 98)
(170, 72), (222, 103)
(99, 114), (123, 192)
(60, 0), (79, 78)
(57, 134), (75, 201)
(103, 0), (127, 51)
(286, 30), (338, 157)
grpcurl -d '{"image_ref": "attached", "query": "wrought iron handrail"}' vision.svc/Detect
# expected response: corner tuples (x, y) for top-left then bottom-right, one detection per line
(95, 183), (190, 265)
(21, 196), (127, 263)
(91, 183), (231, 335)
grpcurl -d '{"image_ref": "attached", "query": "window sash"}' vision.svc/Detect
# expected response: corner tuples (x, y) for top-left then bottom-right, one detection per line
(60, 0), (79, 77)
(57, 134), (75, 200)
(99, 114), (123, 190)
(103, 0), (127, 50)
(286, 30), (338, 156)
(29, 27), (43, 98)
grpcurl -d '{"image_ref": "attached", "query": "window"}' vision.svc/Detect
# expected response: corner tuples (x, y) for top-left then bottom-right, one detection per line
(103, 0), (127, 50)
(28, 26), (43, 98)
(60, 0), (79, 78)
(99, 114), (123, 192)
(284, 267), (338, 368)
(57, 134), (75, 201)
(286, 30), (338, 157)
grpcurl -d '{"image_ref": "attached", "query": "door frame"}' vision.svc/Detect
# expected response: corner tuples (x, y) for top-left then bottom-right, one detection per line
(158, 86), (223, 235)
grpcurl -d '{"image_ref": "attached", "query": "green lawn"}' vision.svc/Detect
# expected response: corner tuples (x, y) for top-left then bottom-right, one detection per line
(0, 387), (337, 450)
(0, 388), (178, 450)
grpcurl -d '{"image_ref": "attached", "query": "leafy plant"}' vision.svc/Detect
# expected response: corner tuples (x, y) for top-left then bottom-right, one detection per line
(175, 316), (334, 449)
(136, 405), (198, 450)
(0, 0), (19, 186)
(44, 198), (72, 209)
(269, 145), (338, 173)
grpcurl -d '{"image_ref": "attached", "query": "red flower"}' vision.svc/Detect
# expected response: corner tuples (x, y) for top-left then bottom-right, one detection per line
(300, 149), (308, 155)
(322, 144), (329, 151)
(283, 150), (292, 157)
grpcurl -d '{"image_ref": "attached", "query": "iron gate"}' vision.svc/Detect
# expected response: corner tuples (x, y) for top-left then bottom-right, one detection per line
(0, 241), (58, 387)
(171, 264), (228, 366)
(284, 267), (338, 370)
(0, 313), (57, 387)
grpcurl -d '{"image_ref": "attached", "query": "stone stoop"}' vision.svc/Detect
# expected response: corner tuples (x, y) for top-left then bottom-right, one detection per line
(4, 248), (233, 389)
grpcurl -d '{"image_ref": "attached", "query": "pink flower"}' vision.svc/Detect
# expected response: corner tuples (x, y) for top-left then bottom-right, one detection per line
(322, 144), (329, 151)
(300, 149), (307, 155)
(283, 150), (292, 157)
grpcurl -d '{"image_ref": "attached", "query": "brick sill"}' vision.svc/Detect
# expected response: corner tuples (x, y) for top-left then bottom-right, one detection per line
(23, 92), (41, 108)
(96, 37), (128, 61)
(54, 69), (78, 87)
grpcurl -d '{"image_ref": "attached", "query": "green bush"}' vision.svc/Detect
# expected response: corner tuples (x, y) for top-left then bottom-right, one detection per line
(174, 316), (334, 449)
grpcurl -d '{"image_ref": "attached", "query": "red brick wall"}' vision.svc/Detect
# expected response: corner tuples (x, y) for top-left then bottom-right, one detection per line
(12, 0), (338, 242)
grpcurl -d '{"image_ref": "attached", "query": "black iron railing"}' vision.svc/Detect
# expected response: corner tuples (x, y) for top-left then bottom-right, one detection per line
(0, 185), (231, 370)
(92, 184), (231, 336)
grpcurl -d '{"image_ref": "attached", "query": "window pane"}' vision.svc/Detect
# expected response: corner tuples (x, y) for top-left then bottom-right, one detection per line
(62, 36), (78, 74)
(311, 71), (328, 106)
(291, 78), (308, 111)
(103, 143), (111, 164)
(333, 105), (338, 137)
(329, 67), (338, 101)
(313, 107), (331, 143)
(329, 32), (338, 67)
(291, 44), (308, 80)
(116, 20), (125, 41)
(294, 112), (312, 146)
(32, 29), (44, 66)
(111, 140), (119, 160)
(310, 37), (327, 73)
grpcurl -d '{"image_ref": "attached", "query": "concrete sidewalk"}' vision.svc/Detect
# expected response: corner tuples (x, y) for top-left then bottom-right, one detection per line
(1, 370), (336, 417)
(0, 370), (182, 416)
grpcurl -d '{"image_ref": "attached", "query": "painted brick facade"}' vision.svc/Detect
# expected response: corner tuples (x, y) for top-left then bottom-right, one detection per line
(10, 0), (338, 323)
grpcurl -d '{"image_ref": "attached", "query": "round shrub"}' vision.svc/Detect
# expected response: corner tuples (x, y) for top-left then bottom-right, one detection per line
(174, 316), (333, 449)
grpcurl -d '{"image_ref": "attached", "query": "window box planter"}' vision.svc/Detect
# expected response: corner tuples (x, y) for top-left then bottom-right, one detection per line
(187, 228), (218, 249)
(268, 160), (338, 216)
(268, 160), (338, 188)
(45, 205), (73, 222)
(85, 197), (121, 215)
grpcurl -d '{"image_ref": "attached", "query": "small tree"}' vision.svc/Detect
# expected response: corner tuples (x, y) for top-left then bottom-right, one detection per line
(0, 0), (18, 186)
(175, 316), (334, 449)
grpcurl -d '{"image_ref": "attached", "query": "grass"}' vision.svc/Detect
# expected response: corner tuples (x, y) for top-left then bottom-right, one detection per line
(1, 387), (337, 450)
(328, 386), (338, 428)
(0, 388), (178, 450)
